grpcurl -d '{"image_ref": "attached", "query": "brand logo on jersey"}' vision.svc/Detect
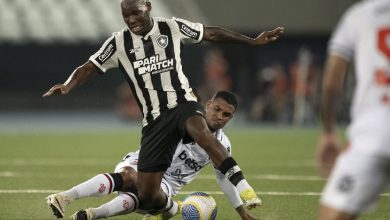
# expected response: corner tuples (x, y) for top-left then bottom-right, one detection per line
(178, 150), (202, 171)
(156, 35), (168, 48)
(133, 54), (174, 75)
(178, 21), (199, 39)
(97, 41), (116, 64)
(129, 47), (141, 54)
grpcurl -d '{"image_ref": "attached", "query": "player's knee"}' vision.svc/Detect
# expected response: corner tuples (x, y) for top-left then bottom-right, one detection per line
(118, 167), (137, 190)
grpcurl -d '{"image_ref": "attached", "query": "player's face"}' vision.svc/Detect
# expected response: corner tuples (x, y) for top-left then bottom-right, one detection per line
(121, 0), (153, 36)
(205, 97), (235, 132)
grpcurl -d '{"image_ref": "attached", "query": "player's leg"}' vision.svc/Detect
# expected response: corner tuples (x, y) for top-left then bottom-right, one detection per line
(318, 149), (390, 220)
(71, 175), (175, 220)
(141, 178), (181, 220)
(185, 114), (261, 209)
(71, 156), (141, 220)
(72, 192), (139, 220)
(46, 164), (138, 219)
(136, 112), (182, 217)
(318, 205), (356, 220)
(46, 172), (124, 218)
(136, 170), (166, 210)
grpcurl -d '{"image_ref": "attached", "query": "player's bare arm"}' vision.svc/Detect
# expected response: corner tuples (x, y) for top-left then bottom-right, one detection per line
(316, 54), (349, 177)
(203, 26), (284, 45)
(43, 61), (99, 97)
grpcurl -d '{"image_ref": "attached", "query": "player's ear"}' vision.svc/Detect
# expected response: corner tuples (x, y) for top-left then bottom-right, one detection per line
(145, 1), (151, 11)
(205, 100), (211, 111)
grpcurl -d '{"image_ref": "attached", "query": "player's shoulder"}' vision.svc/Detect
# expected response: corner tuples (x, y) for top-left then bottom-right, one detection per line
(153, 17), (179, 25)
(152, 17), (182, 31)
(107, 28), (127, 40)
(344, 0), (384, 17)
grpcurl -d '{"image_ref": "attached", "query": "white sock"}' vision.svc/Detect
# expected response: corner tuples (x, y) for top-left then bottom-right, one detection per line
(60, 174), (114, 200)
(92, 193), (137, 219)
(162, 199), (179, 218)
(236, 179), (253, 194)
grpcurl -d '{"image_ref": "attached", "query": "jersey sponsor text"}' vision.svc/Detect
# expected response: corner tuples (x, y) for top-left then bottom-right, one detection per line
(133, 54), (174, 75)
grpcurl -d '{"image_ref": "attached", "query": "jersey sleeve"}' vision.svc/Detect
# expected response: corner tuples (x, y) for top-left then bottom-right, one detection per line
(89, 33), (119, 73)
(221, 133), (232, 156)
(328, 6), (359, 61)
(173, 17), (204, 44)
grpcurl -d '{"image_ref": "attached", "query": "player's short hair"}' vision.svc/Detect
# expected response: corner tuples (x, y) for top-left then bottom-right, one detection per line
(212, 90), (238, 110)
(122, 0), (149, 10)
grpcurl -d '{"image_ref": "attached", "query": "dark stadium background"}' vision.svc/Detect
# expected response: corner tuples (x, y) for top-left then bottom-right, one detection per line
(3, 1), (390, 220)
(0, 0), (355, 125)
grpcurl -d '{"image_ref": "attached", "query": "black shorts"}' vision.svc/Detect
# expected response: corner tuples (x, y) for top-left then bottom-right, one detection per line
(137, 101), (204, 172)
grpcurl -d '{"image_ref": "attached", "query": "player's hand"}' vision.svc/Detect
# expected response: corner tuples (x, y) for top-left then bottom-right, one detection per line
(43, 84), (70, 97)
(316, 132), (341, 178)
(237, 204), (263, 220)
(253, 27), (284, 45)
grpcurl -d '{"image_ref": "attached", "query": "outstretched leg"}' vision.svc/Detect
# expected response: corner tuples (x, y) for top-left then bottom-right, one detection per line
(46, 168), (135, 218)
(72, 192), (139, 219)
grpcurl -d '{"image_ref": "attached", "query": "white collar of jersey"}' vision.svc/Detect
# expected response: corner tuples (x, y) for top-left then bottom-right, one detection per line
(214, 129), (222, 140)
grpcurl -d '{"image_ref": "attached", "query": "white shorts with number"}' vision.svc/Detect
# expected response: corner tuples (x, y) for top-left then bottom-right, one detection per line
(320, 148), (390, 214)
(114, 151), (173, 198)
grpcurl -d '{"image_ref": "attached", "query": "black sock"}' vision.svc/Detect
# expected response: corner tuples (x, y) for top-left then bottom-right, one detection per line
(108, 173), (123, 192)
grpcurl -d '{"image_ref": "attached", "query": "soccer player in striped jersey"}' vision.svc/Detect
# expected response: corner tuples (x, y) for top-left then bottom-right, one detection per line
(316, 0), (390, 219)
(46, 91), (260, 220)
(44, 0), (283, 218)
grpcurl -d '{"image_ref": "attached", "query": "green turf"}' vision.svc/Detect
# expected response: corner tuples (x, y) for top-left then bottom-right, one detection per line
(0, 128), (389, 219)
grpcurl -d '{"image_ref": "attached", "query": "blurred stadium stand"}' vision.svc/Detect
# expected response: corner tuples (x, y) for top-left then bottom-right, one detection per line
(0, 0), (357, 43)
(0, 0), (207, 43)
(0, 0), (355, 125)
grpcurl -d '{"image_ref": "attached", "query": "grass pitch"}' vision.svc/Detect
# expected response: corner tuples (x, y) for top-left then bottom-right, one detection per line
(1, 128), (389, 219)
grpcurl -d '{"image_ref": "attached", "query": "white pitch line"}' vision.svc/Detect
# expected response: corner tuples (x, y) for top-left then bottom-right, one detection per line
(196, 174), (323, 181)
(0, 159), (114, 166)
(0, 159), (315, 167)
(0, 171), (324, 181)
(1, 190), (390, 197)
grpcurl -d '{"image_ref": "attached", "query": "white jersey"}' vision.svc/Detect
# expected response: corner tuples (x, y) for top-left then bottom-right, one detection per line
(329, 0), (390, 155)
(163, 129), (231, 195)
(115, 129), (243, 208)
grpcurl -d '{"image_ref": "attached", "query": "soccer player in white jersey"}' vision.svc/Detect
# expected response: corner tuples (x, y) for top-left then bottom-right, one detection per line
(44, 0), (283, 218)
(316, 0), (390, 219)
(46, 91), (260, 220)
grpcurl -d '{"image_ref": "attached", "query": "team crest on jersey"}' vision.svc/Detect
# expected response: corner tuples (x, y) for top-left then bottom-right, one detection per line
(156, 35), (168, 48)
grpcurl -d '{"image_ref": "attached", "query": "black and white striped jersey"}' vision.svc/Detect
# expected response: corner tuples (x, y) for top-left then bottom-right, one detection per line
(89, 17), (204, 127)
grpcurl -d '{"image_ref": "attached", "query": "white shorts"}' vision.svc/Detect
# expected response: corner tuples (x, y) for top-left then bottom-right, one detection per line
(114, 151), (173, 198)
(320, 149), (390, 214)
